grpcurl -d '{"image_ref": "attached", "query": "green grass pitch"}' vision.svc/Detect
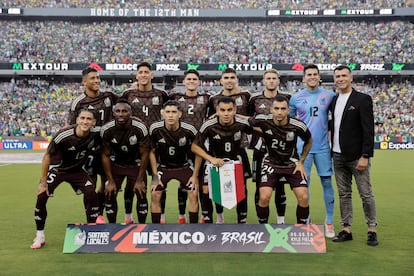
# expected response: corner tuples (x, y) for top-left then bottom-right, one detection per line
(0, 150), (412, 275)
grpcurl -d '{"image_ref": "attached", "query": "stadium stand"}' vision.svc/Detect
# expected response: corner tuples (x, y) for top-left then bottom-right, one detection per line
(0, 0), (409, 9)
(1, 20), (413, 64)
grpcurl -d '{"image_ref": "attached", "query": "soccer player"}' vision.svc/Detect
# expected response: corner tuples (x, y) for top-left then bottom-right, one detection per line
(149, 100), (201, 223)
(205, 68), (251, 224)
(289, 64), (336, 238)
(121, 62), (169, 224)
(248, 95), (312, 224)
(331, 65), (378, 246)
(169, 69), (210, 223)
(68, 67), (118, 218)
(100, 99), (150, 223)
(247, 69), (290, 224)
(192, 96), (252, 224)
(31, 109), (101, 249)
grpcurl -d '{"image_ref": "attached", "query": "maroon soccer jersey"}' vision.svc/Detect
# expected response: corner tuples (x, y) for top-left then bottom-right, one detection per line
(248, 115), (311, 168)
(207, 91), (251, 117)
(247, 92), (291, 116)
(100, 119), (149, 167)
(194, 117), (252, 160)
(47, 125), (101, 172)
(149, 121), (197, 168)
(68, 91), (119, 127)
(169, 93), (210, 129)
(121, 87), (169, 128)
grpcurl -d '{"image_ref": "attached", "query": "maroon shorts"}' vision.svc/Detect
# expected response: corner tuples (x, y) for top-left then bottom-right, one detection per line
(47, 168), (96, 196)
(157, 166), (194, 191)
(111, 165), (147, 190)
(259, 163), (308, 190)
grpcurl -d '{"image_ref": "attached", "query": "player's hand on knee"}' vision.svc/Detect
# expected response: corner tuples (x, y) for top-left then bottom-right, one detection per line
(37, 180), (49, 196)
(134, 181), (147, 197)
(104, 180), (117, 197)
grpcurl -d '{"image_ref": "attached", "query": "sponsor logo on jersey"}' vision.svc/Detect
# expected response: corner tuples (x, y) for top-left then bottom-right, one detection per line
(68, 146), (76, 151)
(234, 130), (241, 141)
(129, 135), (137, 145)
(259, 104), (266, 109)
(159, 138), (166, 143)
(213, 134), (221, 140)
(104, 97), (112, 107)
(265, 129), (273, 135)
(132, 98), (140, 104)
(179, 137), (187, 146)
(235, 96), (243, 106)
(111, 138), (118, 144)
(197, 96), (205, 104)
(152, 96), (160, 105)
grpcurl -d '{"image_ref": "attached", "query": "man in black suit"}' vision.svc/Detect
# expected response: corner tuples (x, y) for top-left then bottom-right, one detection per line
(330, 65), (378, 246)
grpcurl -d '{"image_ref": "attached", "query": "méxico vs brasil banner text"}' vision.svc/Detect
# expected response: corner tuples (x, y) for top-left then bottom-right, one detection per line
(63, 224), (326, 253)
(207, 161), (245, 209)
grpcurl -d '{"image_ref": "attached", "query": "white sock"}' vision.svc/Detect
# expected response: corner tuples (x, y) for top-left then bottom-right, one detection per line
(160, 213), (165, 221)
(36, 230), (45, 237)
(178, 214), (186, 219)
(125, 213), (132, 220)
(277, 216), (285, 224)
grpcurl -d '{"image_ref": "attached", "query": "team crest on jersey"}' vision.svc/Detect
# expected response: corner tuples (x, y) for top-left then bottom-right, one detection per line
(197, 96), (205, 104)
(234, 130), (241, 141)
(235, 96), (243, 106)
(286, 131), (294, 141)
(152, 96), (160, 105)
(104, 97), (111, 107)
(179, 137), (187, 146)
(129, 135), (137, 145)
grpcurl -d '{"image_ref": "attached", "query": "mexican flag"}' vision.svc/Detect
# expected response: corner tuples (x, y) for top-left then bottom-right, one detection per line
(208, 161), (246, 209)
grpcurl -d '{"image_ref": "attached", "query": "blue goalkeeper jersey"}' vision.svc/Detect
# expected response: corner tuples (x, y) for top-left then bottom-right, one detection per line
(289, 88), (335, 153)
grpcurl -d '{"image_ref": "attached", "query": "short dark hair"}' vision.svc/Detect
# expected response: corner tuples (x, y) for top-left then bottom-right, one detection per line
(77, 108), (97, 120)
(116, 98), (130, 105)
(217, 96), (235, 106)
(334, 64), (352, 73)
(137, 62), (152, 71)
(184, 69), (200, 79)
(82, 67), (98, 78)
(163, 100), (181, 110)
(221, 68), (237, 76)
(303, 64), (319, 75)
(273, 94), (289, 105)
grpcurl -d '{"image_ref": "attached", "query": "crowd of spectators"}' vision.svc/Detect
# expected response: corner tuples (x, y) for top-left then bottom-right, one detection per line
(0, 78), (412, 138)
(1, 0), (409, 9)
(1, 20), (413, 64)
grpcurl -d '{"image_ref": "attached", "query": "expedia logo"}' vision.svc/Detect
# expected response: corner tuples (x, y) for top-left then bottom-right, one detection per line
(380, 142), (388, 149)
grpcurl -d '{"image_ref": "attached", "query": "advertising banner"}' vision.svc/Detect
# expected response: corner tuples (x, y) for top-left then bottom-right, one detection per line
(63, 223), (326, 253)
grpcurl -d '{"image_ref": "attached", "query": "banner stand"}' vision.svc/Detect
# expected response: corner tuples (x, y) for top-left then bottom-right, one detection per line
(63, 223), (326, 253)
